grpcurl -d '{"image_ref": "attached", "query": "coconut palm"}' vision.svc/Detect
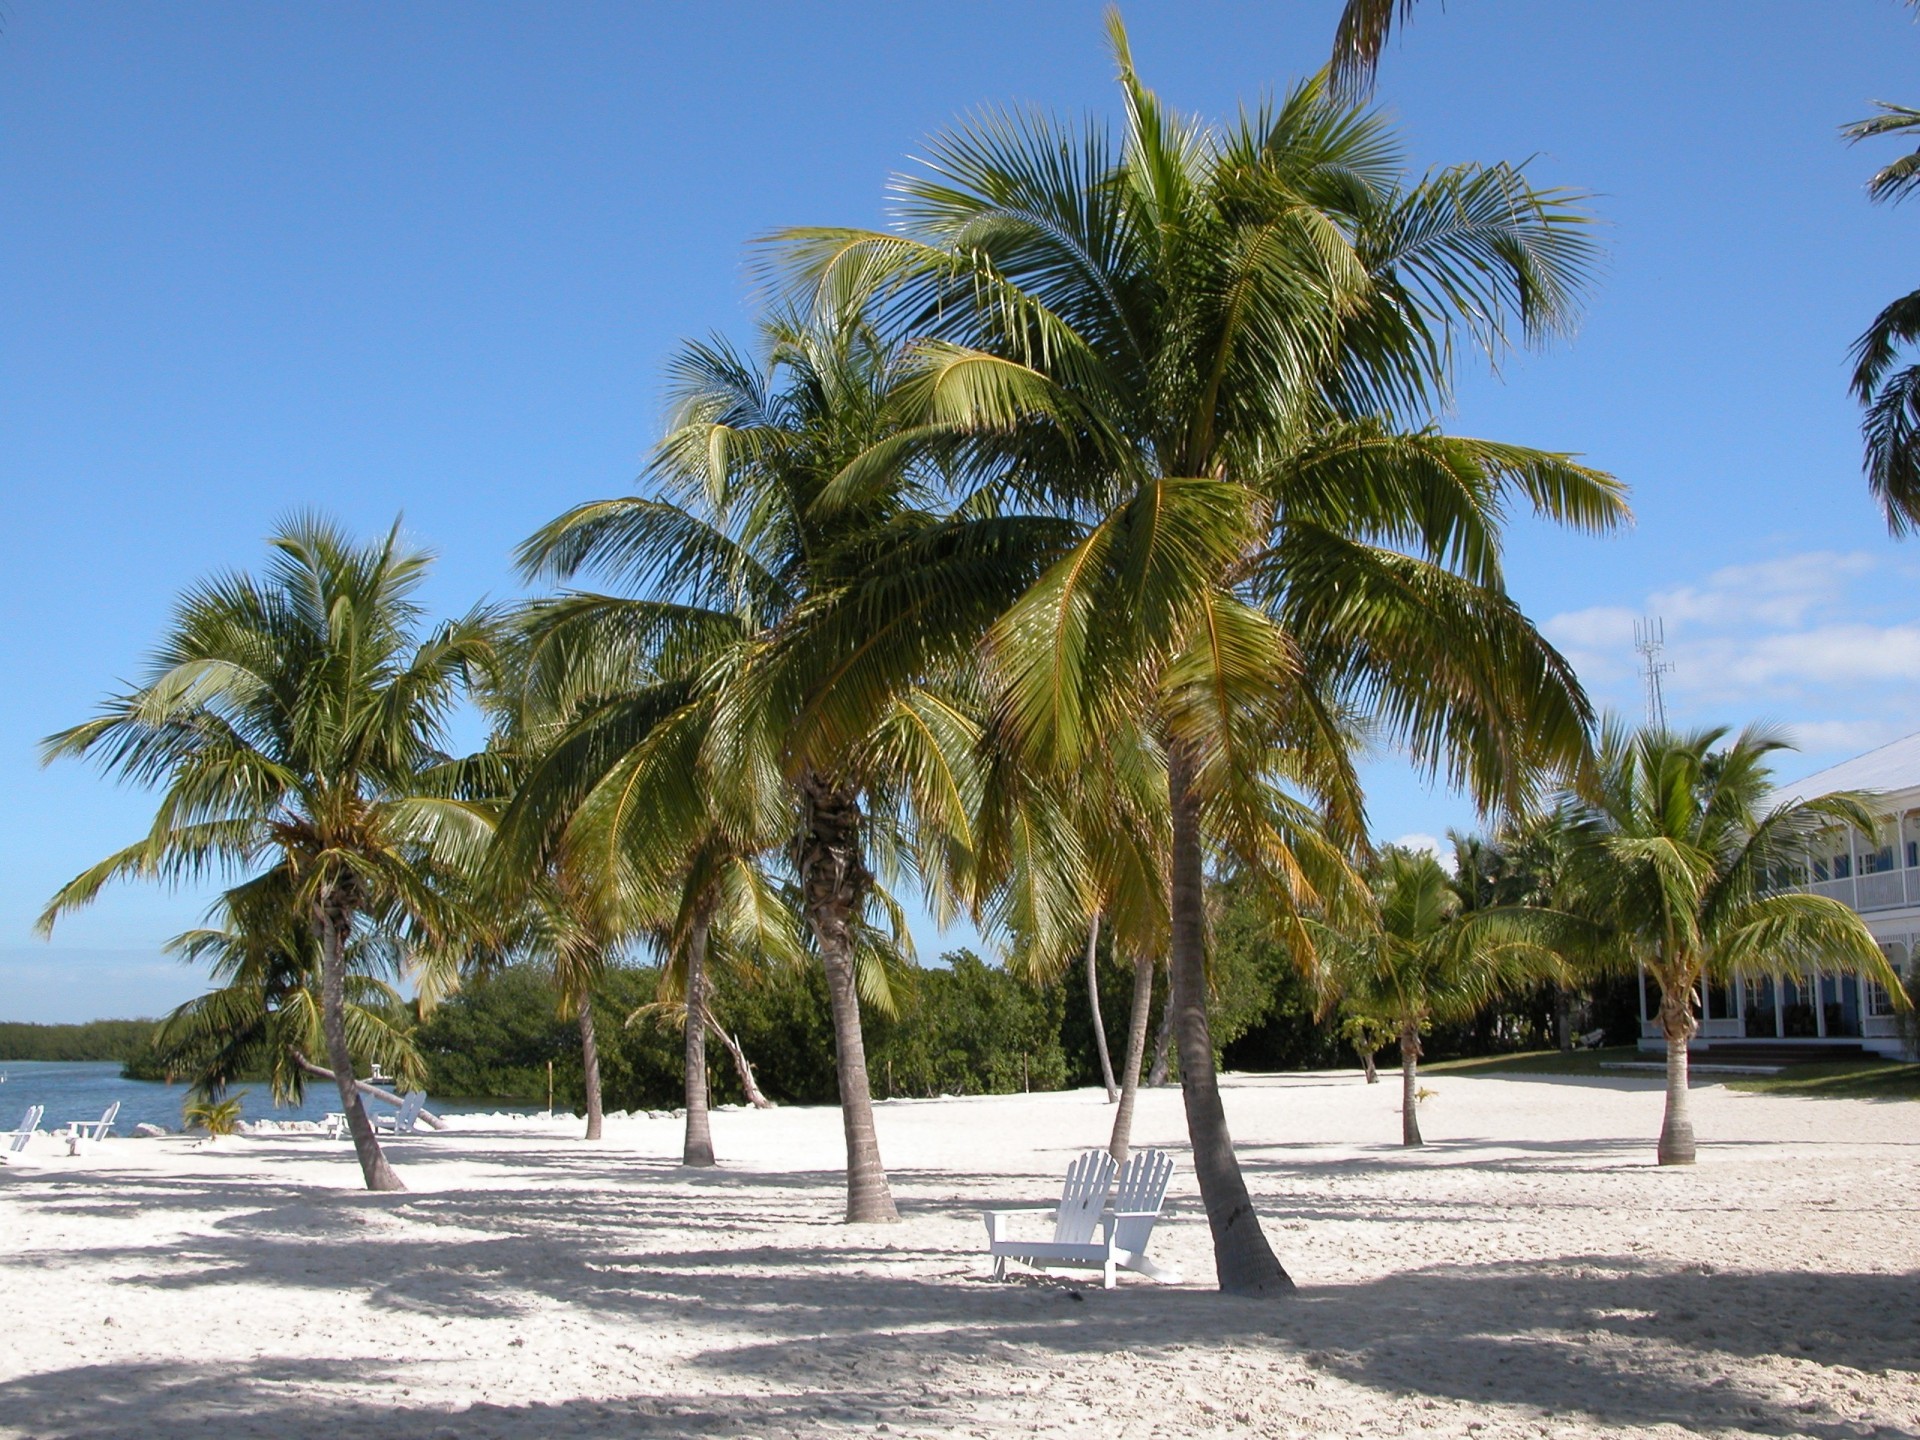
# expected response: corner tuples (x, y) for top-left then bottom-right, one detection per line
(1561, 723), (1906, 1164)
(40, 517), (496, 1192)
(152, 871), (431, 1110)
(509, 314), (1054, 1220)
(776, 19), (1624, 1292)
(1313, 846), (1563, 1146)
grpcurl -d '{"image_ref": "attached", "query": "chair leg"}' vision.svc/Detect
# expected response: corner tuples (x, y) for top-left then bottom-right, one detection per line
(1103, 1259), (1117, 1290)
(993, 1256), (1006, 1281)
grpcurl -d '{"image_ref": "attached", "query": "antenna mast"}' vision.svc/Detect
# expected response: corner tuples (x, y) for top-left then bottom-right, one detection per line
(1633, 617), (1672, 731)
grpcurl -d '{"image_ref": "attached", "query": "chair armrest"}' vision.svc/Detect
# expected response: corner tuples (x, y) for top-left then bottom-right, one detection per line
(1107, 1209), (1164, 1218)
(982, 1207), (1058, 1244)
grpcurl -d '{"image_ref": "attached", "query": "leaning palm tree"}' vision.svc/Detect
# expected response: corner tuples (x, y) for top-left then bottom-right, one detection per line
(1561, 722), (1906, 1164)
(40, 517), (496, 1191)
(776, 18), (1624, 1292)
(153, 871), (430, 1110)
(509, 314), (1051, 1219)
(1313, 847), (1563, 1146)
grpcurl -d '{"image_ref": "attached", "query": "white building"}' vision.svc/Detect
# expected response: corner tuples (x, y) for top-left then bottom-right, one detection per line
(1638, 730), (1918, 1060)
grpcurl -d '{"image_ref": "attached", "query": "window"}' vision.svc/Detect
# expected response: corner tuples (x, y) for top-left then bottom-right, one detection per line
(1907, 840), (1917, 869)
(1814, 858), (1831, 882)
(1867, 982), (1897, 1018)
(1834, 854), (1853, 880)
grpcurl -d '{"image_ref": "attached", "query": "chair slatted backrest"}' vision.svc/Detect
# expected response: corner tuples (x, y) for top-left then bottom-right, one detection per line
(1051, 1150), (1118, 1245)
(394, 1093), (425, 1132)
(1109, 1149), (1175, 1254)
(8, 1106), (42, 1152)
(99, 1101), (120, 1134)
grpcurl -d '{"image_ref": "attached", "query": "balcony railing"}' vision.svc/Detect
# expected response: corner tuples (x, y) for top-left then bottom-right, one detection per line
(1802, 867), (1918, 913)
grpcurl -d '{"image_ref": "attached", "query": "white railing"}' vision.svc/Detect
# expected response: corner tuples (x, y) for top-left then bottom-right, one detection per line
(1797, 868), (1919, 913)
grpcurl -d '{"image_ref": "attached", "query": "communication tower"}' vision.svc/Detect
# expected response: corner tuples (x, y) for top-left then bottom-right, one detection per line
(1633, 617), (1672, 731)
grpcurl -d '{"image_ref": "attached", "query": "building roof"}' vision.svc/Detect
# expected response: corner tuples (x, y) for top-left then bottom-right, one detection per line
(1772, 729), (1920, 808)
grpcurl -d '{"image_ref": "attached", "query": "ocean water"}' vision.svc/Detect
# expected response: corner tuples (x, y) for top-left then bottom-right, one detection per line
(0, 1060), (539, 1135)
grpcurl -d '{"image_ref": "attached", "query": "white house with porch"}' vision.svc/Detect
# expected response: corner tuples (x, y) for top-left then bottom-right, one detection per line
(1637, 730), (1920, 1061)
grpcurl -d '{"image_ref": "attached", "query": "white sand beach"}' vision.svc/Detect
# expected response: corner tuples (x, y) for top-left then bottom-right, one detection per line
(1, 1070), (1915, 1440)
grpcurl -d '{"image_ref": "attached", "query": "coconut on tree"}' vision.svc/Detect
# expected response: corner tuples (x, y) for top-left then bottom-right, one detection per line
(40, 518), (496, 1191)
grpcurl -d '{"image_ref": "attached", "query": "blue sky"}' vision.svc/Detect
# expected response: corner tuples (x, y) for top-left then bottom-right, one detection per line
(3, 1), (1918, 1021)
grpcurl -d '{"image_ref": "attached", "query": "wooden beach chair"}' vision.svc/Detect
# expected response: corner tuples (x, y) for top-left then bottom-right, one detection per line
(59, 1101), (120, 1154)
(983, 1148), (1185, 1289)
(3, 1105), (43, 1160)
(371, 1092), (427, 1135)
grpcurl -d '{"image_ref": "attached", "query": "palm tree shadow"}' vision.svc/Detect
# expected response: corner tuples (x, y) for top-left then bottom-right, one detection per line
(2, 1157), (1914, 1439)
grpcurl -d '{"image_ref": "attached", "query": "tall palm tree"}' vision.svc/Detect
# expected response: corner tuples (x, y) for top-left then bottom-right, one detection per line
(40, 517), (496, 1192)
(509, 315), (1054, 1220)
(1561, 723), (1906, 1165)
(1312, 846), (1562, 1146)
(777, 19), (1625, 1292)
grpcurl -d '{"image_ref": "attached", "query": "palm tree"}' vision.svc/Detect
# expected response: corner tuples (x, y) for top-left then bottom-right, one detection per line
(509, 315), (1051, 1220)
(1313, 847), (1562, 1146)
(776, 18), (1624, 1292)
(152, 872), (431, 1112)
(1330, 0), (1423, 98)
(1561, 723), (1906, 1164)
(1845, 90), (1920, 533)
(40, 517), (496, 1192)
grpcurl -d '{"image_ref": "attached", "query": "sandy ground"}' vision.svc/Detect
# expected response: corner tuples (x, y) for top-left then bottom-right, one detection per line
(0, 1069), (1916, 1440)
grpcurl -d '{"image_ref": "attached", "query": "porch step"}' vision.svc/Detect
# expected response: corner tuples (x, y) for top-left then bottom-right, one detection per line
(1693, 1041), (1869, 1066)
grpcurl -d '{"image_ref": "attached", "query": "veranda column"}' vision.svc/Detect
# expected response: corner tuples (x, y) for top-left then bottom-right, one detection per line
(1773, 972), (1785, 1039)
(1815, 968), (1828, 1038)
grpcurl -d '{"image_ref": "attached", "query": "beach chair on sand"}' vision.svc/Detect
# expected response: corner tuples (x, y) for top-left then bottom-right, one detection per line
(983, 1148), (1184, 1289)
(3, 1106), (43, 1160)
(59, 1101), (119, 1154)
(371, 1092), (427, 1135)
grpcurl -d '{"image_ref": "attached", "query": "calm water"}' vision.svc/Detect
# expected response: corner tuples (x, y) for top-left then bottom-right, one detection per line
(0, 1060), (537, 1134)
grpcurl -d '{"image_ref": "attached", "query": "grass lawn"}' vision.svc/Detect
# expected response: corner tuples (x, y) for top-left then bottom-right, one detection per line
(1422, 1046), (1920, 1100)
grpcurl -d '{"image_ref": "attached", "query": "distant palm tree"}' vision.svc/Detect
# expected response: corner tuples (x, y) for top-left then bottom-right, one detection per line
(779, 17), (1623, 1292)
(40, 518), (496, 1191)
(1314, 847), (1562, 1146)
(1563, 723), (1906, 1164)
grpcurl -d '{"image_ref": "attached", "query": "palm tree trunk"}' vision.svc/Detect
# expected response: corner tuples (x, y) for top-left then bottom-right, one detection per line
(1167, 745), (1290, 1295)
(1085, 913), (1120, 1102)
(682, 909), (715, 1167)
(1556, 983), (1573, 1053)
(798, 769), (898, 1223)
(1147, 996), (1175, 1086)
(1399, 1022), (1423, 1147)
(1357, 1046), (1378, 1083)
(578, 998), (604, 1141)
(1108, 952), (1156, 1164)
(316, 890), (402, 1192)
(705, 1008), (774, 1109)
(1657, 987), (1698, 1165)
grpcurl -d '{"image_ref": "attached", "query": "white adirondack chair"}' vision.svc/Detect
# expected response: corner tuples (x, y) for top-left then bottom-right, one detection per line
(372, 1092), (427, 1135)
(984, 1148), (1184, 1288)
(59, 1101), (119, 1154)
(3, 1105), (43, 1160)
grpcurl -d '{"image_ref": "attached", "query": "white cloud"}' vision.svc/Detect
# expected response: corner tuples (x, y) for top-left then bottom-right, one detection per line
(1649, 551), (1877, 630)
(1540, 547), (1920, 774)
(1389, 832), (1452, 870)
